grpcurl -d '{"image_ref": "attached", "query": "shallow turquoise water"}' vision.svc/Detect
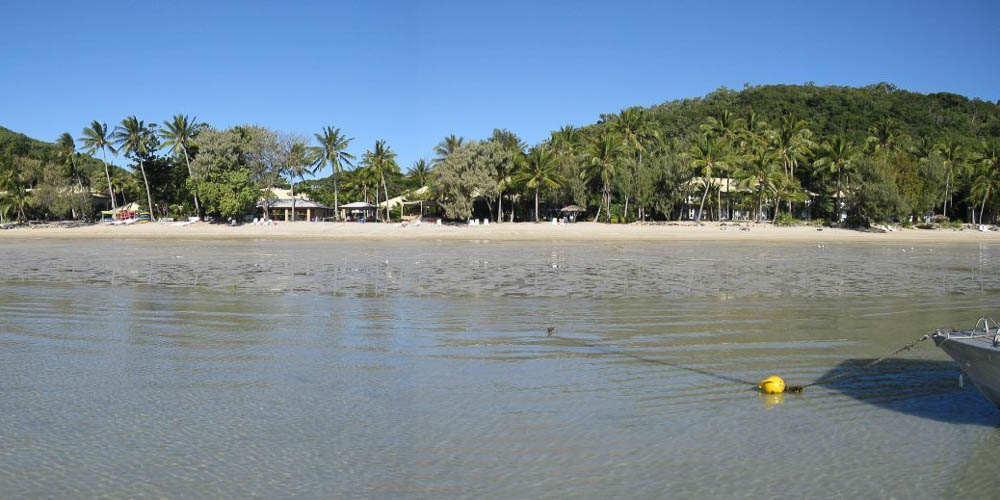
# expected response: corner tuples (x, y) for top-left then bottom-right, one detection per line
(1, 239), (999, 498)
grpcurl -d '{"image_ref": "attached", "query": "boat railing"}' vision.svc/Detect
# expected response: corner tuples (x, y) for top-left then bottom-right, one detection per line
(970, 317), (1000, 346)
(937, 317), (1000, 346)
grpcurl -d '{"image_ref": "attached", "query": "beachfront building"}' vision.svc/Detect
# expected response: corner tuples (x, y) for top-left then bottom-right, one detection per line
(339, 201), (377, 221)
(683, 177), (823, 221)
(683, 177), (750, 221)
(377, 186), (440, 221)
(256, 188), (333, 221)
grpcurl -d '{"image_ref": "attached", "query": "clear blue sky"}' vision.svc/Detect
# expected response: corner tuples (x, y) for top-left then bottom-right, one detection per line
(1, 0), (998, 176)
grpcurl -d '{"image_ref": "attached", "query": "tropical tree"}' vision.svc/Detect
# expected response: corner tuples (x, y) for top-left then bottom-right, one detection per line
(773, 114), (813, 173)
(312, 126), (355, 221)
(867, 117), (901, 154)
(434, 134), (465, 165)
(582, 131), (623, 221)
(813, 136), (855, 223)
(688, 135), (731, 222)
(614, 107), (657, 220)
(79, 121), (118, 210)
(744, 146), (781, 221)
(700, 110), (741, 143)
(429, 141), (501, 220)
(285, 140), (315, 221)
(112, 116), (158, 220)
(56, 133), (85, 189)
(969, 140), (1000, 224)
(937, 138), (965, 217)
(360, 140), (399, 222)
(55, 132), (88, 219)
(772, 114), (813, 212)
(408, 159), (432, 187)
(490, 128), (526, 222)
(0, 165), (30, 223)
(513, 146), (564, 221)
(550, 125), (580, 157)
(159, 114), (203, 217)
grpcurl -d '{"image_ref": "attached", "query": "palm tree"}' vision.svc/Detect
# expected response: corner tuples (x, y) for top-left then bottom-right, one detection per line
(514, 146), (564, 222)
(970, 140), (1000, 224)
(745, 146), (781, 221)
(434, 134), (464, 165)
(360, 140), (399, 222)
(159, 114), (202, 218)
(56, 133), (84, 189)
(582, 131), (623, 222)
(56, 132), (87, 219)
(700, 110), (742, 142)
(867, 117), (900, 154)
(0, 167), (29, 223)
(772, 115), (814, 214)
(738, 110), (770, 151)
(813, 136), (855, 223)
(550, 125), (580, 157)
(614, 107), (657, 220)
(286, 141), (315, 221)
(112, 116), (157, 220)
(79, 121), (117, 210)
(312, 126), (355, 221)
(408, 159), (432, 187)
(937, 138), (965, 217)
(490, 129), (526, 222)
(688, 135), (731, 222)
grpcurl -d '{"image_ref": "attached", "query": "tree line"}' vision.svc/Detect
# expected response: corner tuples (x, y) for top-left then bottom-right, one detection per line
(2, 83), (999, 226)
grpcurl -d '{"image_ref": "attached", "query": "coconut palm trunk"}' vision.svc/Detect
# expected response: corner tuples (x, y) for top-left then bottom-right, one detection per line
(333, 175), (340, 221)
(101, 150), (116, 210)
(291, 181), (296, 222)
(696, 182), (710, 222)
(182, 147), (200, 218)
(138, 158), (156, 221)
(981, 189), (990, 224)
(534, 187), (539, 222)
(382, 173), (390, 222)
(497, 192), (503, 223)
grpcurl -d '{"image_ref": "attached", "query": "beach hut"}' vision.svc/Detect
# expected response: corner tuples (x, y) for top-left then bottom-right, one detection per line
(258, 198), (332, 222)
(559, 205), (585, 222)
(339, 201), (377, 221)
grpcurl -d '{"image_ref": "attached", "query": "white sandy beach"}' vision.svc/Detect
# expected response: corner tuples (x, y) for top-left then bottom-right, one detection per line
(2, 220), (998, 242)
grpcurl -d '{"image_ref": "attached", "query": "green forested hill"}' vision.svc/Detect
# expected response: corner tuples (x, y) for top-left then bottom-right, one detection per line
(596, 83), (1000, 145)
(3, 83), (1000, 224)
(0, 125), (63, 158)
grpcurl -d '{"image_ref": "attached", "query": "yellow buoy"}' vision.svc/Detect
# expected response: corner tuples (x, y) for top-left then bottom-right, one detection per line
(757, 375), (786, 394)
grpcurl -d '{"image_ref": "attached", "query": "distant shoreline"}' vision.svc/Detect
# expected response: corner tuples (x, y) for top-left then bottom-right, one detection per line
(2, 221), (998, 243)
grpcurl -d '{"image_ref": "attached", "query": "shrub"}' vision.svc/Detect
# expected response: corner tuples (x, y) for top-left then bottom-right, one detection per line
(774, 213), (798, 226)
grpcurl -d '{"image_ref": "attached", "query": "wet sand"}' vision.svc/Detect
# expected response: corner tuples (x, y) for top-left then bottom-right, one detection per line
(3, 220), (999, 242)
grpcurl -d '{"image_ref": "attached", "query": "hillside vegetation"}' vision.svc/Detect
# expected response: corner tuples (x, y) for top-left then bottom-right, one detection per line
(2, 83), (999, 225)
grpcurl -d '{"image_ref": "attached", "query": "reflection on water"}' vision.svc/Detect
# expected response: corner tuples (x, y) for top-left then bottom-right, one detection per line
(0, 239), (999, 497)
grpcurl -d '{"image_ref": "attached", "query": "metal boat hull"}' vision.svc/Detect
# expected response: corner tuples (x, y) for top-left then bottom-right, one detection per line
(934, 333), (1000, 408)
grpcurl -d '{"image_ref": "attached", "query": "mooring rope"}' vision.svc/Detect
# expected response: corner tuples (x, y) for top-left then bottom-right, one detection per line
(785, 333), (933, 392)
(550, 329), (934, 394)
(550, 334), (757, 386)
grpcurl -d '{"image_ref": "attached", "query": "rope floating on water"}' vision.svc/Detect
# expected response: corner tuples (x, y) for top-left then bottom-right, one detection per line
(547, 327), (934, 395)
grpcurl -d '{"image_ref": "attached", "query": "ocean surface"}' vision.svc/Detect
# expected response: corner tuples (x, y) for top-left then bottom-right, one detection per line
(1, 237), (999, 498)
